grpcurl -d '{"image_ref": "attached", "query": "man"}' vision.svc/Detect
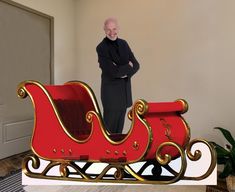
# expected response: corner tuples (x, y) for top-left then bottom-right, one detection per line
(96, 17), (140, 134)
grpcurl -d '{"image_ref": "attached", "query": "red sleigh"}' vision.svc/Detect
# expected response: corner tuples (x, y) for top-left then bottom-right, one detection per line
(17, 80), (216, 184)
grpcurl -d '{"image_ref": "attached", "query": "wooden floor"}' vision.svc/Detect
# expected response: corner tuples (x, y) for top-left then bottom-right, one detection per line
(0, 150), (32, 177)
(24, 185), (207, 192)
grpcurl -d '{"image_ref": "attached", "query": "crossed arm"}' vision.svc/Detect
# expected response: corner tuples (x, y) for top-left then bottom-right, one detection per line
(96, 46), (139, 79)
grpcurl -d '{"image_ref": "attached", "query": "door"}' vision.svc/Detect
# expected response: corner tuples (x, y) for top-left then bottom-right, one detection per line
(0, 0), (54, 159)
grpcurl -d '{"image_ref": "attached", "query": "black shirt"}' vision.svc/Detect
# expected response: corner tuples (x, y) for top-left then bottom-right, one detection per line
(105, 37), (120, 59)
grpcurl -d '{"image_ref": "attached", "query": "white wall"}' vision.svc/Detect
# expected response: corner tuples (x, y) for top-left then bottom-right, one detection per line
(13, 0), (235, 146)
(75, 0), (235, 145)
(13, 0), (77, 84)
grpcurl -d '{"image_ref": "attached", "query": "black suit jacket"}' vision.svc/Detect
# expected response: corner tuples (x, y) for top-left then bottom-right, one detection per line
(96, 37), (140, 110)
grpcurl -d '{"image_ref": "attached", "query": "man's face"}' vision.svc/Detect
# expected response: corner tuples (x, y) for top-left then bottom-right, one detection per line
(104, 21), (119, 41)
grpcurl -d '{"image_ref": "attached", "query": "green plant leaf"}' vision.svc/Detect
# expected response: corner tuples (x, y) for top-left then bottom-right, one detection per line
(217, 157), (228, 164)
(219, 160), (233, 178)
(230, 147), (235, 170)
(214, 127), (235, 147)
(211, 142), (230, 157)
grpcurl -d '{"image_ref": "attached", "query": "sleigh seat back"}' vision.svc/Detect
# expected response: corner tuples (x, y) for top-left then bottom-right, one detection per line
(47, 84), (126, 141)
(46, 84), (94, 140)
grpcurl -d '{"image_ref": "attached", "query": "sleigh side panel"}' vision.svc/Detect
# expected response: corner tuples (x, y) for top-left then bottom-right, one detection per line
(22, 82), (84, 160)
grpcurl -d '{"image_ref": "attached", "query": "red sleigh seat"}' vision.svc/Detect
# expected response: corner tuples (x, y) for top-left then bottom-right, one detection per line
(17, 80), (216, 184)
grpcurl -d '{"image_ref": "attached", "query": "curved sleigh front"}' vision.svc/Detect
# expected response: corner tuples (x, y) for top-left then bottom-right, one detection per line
(18, 80), (216, 184)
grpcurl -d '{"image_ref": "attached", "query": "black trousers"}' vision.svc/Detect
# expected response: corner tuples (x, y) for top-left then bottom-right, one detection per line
(103, 109), (126, 133)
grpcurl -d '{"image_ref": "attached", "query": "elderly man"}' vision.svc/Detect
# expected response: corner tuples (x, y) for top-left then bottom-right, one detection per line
(96, 17), (140, 133)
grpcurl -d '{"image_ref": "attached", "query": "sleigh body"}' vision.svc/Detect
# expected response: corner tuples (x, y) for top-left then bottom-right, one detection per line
(18, 80), (216, 184)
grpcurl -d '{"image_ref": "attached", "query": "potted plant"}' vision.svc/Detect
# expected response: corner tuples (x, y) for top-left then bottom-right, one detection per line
(212, 127), (235, 192)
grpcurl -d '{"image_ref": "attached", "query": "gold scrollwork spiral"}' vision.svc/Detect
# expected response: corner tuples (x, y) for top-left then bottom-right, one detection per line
(156, 142), (186, 167)
(114, 167), (124, 180)
(156, 142), (187, 182)
(184, 139), (217, 180)
(22, 154), (40, 175)
(127, 109), (133, 120)
(17, 87), (28, 99)
(134, 99), (148, 116)
(86, 112), (93, 123)
(156, 153), (171, 166)
(186, 139), (203, 161)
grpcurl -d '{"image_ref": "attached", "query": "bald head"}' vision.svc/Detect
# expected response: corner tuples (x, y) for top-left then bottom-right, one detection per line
(104, 17), (118, 29)
(103, 17), (119, 41)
